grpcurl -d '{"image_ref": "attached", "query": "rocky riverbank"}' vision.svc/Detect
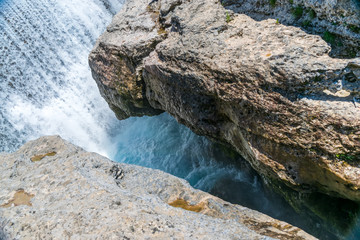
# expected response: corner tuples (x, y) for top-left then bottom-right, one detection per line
(0, 136), (315, 239)
(89, 0), (360, 201)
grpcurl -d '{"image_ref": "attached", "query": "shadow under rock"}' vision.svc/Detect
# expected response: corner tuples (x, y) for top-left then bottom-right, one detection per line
(204, 142), (360, 240)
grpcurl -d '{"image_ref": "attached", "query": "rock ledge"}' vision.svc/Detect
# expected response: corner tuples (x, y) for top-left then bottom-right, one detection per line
(89, 0), (360, 201)
(0, 136), (315, 239)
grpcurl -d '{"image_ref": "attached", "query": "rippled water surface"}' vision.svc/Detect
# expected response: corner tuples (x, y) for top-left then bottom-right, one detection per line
(1, 0), (360, 239)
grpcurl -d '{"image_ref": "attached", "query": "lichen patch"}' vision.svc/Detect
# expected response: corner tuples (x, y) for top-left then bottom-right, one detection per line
(243, 219), (301, 240)
(31, 151), (57, 162)
(168, 199), (206, 213)
(1, 190), (35, 208)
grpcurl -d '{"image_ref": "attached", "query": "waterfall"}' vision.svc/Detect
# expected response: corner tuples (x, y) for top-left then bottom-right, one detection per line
(0, 0), (123, 155)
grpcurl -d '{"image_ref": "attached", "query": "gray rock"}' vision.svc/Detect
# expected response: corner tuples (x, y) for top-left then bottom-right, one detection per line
(89, 0), (360, 201)
(0, 136), (315, 239)
(222, 0), (360, 58)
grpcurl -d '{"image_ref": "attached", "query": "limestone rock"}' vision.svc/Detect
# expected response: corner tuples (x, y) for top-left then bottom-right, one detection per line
(222, 0), (360, 58)
(89, 0), (360, 201)
(0, 136), (315, 239)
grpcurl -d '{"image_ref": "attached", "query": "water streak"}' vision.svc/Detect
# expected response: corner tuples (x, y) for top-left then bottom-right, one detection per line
(0, 0), (123, 155)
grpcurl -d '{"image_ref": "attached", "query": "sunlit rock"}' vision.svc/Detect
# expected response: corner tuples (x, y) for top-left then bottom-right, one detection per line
(89, 0), (360, 201)
(0, 136), (315, 239)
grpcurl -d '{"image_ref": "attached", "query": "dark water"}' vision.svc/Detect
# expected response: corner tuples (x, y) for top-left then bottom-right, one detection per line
(1, 0), (360, 239)
(111, 113), (360, 240)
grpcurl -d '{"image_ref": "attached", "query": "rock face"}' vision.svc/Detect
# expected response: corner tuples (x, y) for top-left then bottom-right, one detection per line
(222, 0), (360, 58)
(89, 0), (360, 201)
(0, 136), (315, 239)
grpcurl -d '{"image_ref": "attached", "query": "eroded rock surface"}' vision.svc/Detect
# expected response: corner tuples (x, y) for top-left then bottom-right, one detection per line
(222, 0), (360, 58)
(89, 0), (360, 201)
(0, 136), (315, 239)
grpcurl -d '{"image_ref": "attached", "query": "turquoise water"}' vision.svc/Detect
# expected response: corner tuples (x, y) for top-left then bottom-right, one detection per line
(112, 113), (290, 211)
(111, 113), (360, 240)
(1, 0), (360, 239)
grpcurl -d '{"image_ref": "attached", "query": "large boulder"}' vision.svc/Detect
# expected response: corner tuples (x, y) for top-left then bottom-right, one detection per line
(0, 136), (315, 239)
(89, 0), (360, 201)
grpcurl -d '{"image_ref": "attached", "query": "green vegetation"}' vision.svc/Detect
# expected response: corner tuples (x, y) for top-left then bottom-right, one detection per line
(348, 24), (360, 34)
(313, 76), (322, 82)
(336, 154), (356, 162)
(276, 18), (280, 24)
(226, 11), (231, 23)
(302, 20), (311, 27)
(291, 5), (304, 19)
(269, 0), (277, 7)
(322, 31), (336, 45)
(308, 9), (316, 19)
(289, 0), (293, 4)
(309, 148), (317, 152)
(347, 49), (358, 58)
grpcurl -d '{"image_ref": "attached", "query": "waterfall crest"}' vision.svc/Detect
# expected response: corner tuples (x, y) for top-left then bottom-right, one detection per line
(0, 0), (124, 154)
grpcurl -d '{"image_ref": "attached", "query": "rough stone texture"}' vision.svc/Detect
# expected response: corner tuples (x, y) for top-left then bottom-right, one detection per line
(0, 136), (316, 240)
(88, 0), (165, 119)
(222, 0), (360, 58)
(89, 0), (360, 201)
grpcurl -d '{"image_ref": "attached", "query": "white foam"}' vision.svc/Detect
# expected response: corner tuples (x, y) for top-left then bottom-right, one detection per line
(0, 0), (124, 154)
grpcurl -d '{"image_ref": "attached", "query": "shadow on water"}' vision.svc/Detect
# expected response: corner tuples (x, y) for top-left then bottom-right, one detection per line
(208, 145), (360, 240)
(303, 193), (360, 239)
(256, 180), (360, 240)
(113, 113), (360, 240)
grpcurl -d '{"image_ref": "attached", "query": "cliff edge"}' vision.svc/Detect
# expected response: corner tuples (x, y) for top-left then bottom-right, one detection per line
(89, 0), (360, 201)
(0, 136), (315, 239)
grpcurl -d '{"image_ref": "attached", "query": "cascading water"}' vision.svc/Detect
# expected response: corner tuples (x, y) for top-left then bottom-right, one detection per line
(0, 0), (123, 155)
(1, 0), (360, 239)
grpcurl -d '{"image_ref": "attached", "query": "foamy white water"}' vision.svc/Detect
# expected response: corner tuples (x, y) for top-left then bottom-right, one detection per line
(0, 0), (124, 155)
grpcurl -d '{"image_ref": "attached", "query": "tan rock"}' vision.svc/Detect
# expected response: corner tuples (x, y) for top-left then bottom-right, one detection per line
(0, 136), (315, 239)
(89, 0), (360, 201)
